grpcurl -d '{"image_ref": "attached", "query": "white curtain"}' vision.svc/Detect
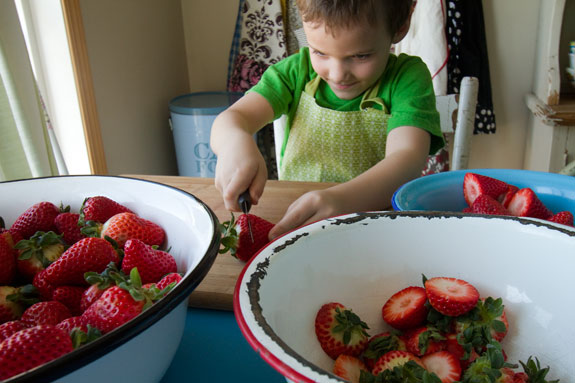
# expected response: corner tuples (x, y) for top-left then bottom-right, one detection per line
(0, 0), (67, 181)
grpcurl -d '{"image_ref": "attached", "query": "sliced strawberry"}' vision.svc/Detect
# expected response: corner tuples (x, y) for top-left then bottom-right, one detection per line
(371, 350), (424, 375)
(471, 194), (510, 216)
(314, 302), (369, 360)
(547, 211), (574, 227)
(507, 188), (552, 219)
(381, 286), (428, 330)
(499, 184), (519, 208)
(421, 350), (462, 382)
(463, 173), (510, 207)
(405, 325), (446, 356)
(332, 354), (368, 383)
(219, 213), (275, 262)
(424, 277), (479, 317)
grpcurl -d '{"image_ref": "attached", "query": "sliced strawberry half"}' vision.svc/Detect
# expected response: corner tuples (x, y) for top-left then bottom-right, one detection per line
(463, 173), (510, 207)
(424, 277), (479, 317)
(421, 350), (462, 383)
(381, 286), (428, 330)
(471, 194), (510, 216)
(499, 184), (519, 208)
(507, 188), (552, 219)
(547, 211), (574, 227)
(332, 354), (368, 383)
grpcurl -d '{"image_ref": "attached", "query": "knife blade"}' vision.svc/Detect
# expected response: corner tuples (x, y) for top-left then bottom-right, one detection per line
(238, 190), (254, 243)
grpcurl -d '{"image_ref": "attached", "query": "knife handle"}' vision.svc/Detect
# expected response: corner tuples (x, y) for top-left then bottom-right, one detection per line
(238, 190), (252, 213)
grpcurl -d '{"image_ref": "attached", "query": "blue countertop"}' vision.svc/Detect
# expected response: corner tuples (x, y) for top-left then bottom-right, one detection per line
(160, 308), (285, 382)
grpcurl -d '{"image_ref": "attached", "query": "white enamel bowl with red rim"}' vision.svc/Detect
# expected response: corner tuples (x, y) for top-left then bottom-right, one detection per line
(0, 175), (220, 383)
(234, 211), (572, 382)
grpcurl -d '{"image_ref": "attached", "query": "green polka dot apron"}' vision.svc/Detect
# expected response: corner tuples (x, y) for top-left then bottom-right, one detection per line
(279, 75), (390, 182)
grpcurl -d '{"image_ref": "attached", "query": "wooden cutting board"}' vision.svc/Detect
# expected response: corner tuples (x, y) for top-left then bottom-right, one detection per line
(124, 175), (334, 311)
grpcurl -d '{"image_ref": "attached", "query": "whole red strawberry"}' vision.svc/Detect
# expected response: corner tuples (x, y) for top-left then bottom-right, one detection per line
(80, 196), (133, 224)
(0, 233), (16, 285)
(156, 272), (182, 291)
(56, 315), (89, 334)
(33, 269), (57, 300)
(14, 231), (66, 281)
(80, 284), (106, 312)
(315, 302), (370, 360)
(43, 237), (119, 286)
(219, 213), (275, 262)
(0, 320), (26, 342)
(122, 239), (177, 284)
(9, 201), (60, 240)
(82, 285), (145, 334)
(55, 212), (86, 245)
(20, 300), (72, 327)
(0, 324), (73, 380)
(52, 286), (86, 316)
(100, 212), (165, 248)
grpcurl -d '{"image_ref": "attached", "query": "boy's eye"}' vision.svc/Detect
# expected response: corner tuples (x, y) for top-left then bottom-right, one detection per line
(312, 50), (325, 57)
(354, 54), (371, 60)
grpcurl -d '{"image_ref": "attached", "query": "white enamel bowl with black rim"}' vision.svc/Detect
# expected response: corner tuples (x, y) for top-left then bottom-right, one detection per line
(0, 175), (220, 383)
(234, 211), (573, 382)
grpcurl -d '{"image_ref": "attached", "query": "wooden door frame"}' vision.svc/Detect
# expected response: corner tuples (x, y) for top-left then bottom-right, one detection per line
(60, 0), (107, 174)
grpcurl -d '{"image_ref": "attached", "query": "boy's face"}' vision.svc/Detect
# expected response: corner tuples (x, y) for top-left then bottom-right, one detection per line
(304, 20), (394, 100)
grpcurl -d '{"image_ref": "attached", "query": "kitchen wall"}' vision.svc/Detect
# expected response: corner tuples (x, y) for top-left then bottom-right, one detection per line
(83, 0), (542, 175)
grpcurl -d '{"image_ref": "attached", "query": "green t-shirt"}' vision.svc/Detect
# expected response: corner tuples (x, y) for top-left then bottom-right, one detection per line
(248, 47), (444, 154)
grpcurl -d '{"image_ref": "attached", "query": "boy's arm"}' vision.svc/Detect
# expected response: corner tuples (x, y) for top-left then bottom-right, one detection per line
(210, 92), (275, 211)
(268, 125), (430, 239)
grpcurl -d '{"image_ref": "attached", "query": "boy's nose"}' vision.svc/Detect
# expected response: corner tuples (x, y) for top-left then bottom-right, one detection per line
(329, 60), (349, 83)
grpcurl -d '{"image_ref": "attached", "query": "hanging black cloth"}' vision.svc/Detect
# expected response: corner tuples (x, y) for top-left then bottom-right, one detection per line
(446, 0), (496, 134)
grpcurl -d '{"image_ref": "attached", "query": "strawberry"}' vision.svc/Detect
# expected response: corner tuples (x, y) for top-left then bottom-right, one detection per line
(0, 325), (74, 380)
(0, 233), (16, 284)
(9, 201), (60, 240)
(421, 350), (462, 383)
(121, 238), (177, 284)
(219, 213), (275, 262)
(463, 173), (510, 207)
(547, 211), (574, 226)
(332, 354), (368, 383)
(20, 300), (72, 327)
(517, 357), (556, 383)
(507, 188), (552, 219)
(314, 302), (369, 359)
(156, 272), (182, 291)
(0, 286), (25, 324)
(14, 231), (66, 281)
(424, 277), (479, 317)
(444, 333), (479, 369)
(52, 286), (86, 316)
(381, 286), (428, 330)
(54, 212), (86, 245)
(82, 285), (144, 334)
(471, 194), (510, 216)
(405, 325), (446, 356)
(371, 350), (424, 375)
(362, 332), (407, 370)
(80, 284), (106, 312)
(0, 320), (26, 342)
(56, 315), (89, 334)
(100, 212), (165, 248)
(33, 269), (56, 300)
(455, 297), (509, 352)
(500, 184), (519, 208)
(43, 237), (119, 287)
(80, 196), (133, 224)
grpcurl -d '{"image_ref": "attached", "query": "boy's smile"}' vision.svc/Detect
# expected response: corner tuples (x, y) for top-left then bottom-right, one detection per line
(303, 20), (394, 100)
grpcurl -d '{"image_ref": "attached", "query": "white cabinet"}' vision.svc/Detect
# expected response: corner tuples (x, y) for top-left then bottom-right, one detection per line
(524, 0), (575, 172)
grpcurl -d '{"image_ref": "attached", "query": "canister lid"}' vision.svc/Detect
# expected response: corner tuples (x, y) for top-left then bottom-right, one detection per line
(169, 92), (244, 115)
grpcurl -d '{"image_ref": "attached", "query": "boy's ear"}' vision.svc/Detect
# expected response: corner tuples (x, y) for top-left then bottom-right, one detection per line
(391, 3), (415, 44)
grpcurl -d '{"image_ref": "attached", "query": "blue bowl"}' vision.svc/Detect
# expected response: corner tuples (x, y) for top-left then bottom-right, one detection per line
(392, 169), (575, 213)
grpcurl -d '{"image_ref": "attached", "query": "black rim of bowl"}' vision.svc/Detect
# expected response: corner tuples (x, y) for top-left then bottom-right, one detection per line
(0, 175), (221, 383)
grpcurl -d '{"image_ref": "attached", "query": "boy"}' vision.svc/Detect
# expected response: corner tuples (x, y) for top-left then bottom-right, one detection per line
(210, 0), (443, 239)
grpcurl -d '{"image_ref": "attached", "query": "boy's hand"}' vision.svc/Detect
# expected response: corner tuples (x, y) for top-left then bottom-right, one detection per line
(268, 189), (341, 240)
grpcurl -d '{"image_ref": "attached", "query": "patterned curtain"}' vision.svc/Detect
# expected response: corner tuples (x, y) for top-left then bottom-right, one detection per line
(227, 0), (288, 180)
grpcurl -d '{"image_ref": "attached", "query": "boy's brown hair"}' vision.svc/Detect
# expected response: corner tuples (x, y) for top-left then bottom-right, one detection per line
(296, 0), (413, 36)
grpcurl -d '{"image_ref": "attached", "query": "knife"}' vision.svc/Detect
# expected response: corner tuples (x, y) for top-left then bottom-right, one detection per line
(238, 190), (254, 243)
